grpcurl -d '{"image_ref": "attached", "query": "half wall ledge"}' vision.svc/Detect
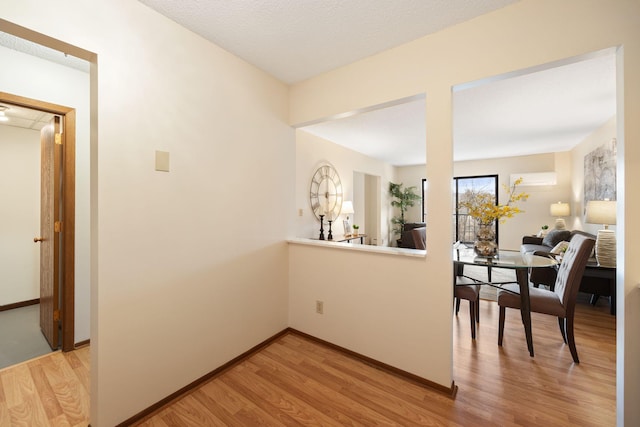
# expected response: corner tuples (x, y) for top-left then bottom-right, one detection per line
(287, 237), (426, 258)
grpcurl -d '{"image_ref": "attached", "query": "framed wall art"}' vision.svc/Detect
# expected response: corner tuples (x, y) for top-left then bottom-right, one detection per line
(584, 138), (617, 212)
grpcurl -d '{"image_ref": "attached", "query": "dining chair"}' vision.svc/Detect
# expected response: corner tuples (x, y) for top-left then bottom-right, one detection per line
(497, 234), (595, 362)
(454, 276), (481, 339)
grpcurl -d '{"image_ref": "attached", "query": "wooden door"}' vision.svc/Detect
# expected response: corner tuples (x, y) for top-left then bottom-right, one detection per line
(3, 91), (77, 352)
(39, 116), (62, 350)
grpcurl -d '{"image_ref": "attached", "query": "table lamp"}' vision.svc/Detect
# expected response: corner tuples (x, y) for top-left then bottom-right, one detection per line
(585, 200), (616, 267)
(341, 200), (354, 235)
(550, 202), (570, 230)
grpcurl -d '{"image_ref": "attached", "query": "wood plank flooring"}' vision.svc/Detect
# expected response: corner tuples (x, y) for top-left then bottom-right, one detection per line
(0, 294), (616, 426)
(0, 345), (90, 426)
(452, 293), (615, 426)
(136, 295), (615, 426)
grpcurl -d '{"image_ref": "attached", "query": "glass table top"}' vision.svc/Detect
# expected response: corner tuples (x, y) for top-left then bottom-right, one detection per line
(453, 246), (558, 269)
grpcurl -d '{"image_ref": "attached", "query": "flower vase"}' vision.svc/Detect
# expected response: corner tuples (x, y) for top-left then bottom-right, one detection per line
(474, 222), (498, 257)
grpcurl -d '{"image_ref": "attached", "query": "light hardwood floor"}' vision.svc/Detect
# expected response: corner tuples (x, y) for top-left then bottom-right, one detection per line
(135, 295), (615, 426)
(0, 345), (90, 426)
(0, 295), (615, 426)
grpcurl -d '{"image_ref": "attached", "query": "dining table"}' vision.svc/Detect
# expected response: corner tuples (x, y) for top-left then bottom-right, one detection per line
(453, 245), (558, 357)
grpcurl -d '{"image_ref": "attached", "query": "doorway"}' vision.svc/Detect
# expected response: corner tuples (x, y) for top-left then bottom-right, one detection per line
(353, 171), (381, 245)
(0, 93), (76, 354)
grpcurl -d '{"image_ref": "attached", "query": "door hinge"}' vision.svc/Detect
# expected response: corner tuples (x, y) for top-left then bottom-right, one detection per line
(55, 133), (62, 145)
(55, 221), (63, 232)
(53, 309), (61, 322)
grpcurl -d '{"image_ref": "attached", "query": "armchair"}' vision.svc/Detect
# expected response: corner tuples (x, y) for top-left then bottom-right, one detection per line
(398, 222), (426, 249)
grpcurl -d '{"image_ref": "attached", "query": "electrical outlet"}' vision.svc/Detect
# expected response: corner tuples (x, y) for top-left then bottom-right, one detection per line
(316, 300), (324, 314)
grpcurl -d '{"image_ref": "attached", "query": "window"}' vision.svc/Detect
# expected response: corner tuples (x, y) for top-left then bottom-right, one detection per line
(453, 175), (499, 244)
(421, 178), (427, 223)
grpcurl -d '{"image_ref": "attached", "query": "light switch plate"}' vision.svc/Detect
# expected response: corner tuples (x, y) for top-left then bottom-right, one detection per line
(155, 150), (170, 172)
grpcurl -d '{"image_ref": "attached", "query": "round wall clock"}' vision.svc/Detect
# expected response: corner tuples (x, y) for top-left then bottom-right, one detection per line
(309, 163), (343, 220)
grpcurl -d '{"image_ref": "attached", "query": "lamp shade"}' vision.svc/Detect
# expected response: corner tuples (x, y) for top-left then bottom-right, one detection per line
(550, 202), (570, 217)
(585, 200), (616, 226)
(341, 201), (354, 215)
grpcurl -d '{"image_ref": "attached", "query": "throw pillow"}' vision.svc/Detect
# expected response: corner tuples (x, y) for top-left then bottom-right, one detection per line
(550, 241), (570, 254)
(542, 229), (571, 247)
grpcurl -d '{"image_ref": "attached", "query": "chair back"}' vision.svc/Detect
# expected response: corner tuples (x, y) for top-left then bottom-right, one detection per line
(553, 234), (595, 308)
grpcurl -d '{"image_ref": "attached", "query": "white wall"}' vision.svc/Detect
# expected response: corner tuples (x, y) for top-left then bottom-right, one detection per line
(395, 165), (426, 227)
(3, 1), (292, 425)
(296, 129), (395, 246)
(289, 243), (444, 383)
(452, 152), (573, 250)
(0, 45), (91, 342)
(571, 116), (617, 235)
(396, 152), (573, 251)
(364, 172), (381, 245)
(302, 142), (576, 251)
(0, 126), (40, 305)
(290, 1), (640, 424)
(3, 1), (639, 425)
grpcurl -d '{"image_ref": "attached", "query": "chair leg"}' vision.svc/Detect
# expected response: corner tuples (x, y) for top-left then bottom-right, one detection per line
(469, 300), (476, 339)
(475, 298), (480, 323)
(498, 306), (505, 346)
(558, 317), (567, 344)
(455, 297), (461, 315)
(566, 316), (579, 363)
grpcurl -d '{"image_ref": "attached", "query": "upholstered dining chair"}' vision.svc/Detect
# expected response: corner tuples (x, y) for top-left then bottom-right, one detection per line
(454, 276), (481, 339)
(497, 234), (595, 362)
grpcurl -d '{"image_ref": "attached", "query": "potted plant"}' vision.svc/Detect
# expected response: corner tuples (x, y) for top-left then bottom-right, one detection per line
(457, 177), (528, 256)
(538, 224), (549, 237)
(352, 224), (360, 236)
(389, 182), (421, 240)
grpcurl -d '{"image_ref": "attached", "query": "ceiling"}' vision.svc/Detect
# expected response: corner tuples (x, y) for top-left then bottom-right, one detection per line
(0, 31), (84, 133)
(452, 52), (616, 163)
(0, 31), (89, 73)
(0, 2), (617, 164)
(302, 51), (616, 165)
(301, 95), (427, 167)
(137, 0), (521, 84)
(134, 0), (616, 165)
(0, 103), (54, 131)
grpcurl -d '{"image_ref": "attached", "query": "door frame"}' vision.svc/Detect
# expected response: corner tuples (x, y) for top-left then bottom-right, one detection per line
(1, 91), (76, 352)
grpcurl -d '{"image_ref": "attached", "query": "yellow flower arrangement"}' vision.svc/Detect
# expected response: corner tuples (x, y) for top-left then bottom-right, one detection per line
(458, 177), (529, 224)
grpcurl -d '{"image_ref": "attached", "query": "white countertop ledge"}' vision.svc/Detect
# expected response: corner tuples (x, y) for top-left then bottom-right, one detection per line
(287, 237), (426, 258)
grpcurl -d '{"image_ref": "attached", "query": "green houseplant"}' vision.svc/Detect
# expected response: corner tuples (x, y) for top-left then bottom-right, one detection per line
(457, 177), (528, 256)
(389, 182), (421, 238)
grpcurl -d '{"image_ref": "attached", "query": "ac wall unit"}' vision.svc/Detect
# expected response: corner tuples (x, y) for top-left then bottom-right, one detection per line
(510, 172), (557, 187)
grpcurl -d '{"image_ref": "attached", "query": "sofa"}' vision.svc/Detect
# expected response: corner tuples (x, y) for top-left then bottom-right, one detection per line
(398, 222), (426, 249)
(521, 229), (596, 288)
(521, 229), (615, 314)
(521, 229), (595, 256)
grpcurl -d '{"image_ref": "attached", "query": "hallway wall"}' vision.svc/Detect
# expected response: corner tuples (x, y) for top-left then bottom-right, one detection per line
(0, 125), (40, 305)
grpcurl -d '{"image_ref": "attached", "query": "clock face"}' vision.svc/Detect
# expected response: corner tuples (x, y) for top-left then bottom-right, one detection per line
(309, 164), (343, 220)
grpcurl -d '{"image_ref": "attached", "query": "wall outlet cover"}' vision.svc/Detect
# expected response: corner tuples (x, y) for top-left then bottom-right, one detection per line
(155, 150), (170, 172)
